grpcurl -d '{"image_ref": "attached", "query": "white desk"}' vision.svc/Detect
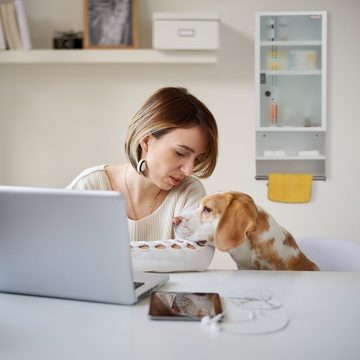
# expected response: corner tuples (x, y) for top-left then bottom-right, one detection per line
(1, 270), (359, 360)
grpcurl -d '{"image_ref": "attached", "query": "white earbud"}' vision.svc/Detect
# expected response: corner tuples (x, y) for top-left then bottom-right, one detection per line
(201, 315), (212, 327)
(201, 313), (223, 332)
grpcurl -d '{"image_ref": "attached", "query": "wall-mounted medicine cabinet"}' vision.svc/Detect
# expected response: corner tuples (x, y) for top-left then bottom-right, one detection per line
(255, 11), (327, 180)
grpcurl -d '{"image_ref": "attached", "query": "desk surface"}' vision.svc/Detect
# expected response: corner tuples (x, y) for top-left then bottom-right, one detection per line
(1, 270), (360, 360)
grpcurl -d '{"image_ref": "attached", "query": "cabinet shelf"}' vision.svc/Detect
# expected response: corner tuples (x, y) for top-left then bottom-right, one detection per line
(261, 70), (321, 75)
(256, 127), (326, 132)
(0, 49), (218, 64)
(256, 156), (325, 160)
(260, 41), (322, 46)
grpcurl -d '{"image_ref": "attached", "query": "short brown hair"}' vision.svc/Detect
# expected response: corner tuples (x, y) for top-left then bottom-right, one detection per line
(125, 87), (218, 179)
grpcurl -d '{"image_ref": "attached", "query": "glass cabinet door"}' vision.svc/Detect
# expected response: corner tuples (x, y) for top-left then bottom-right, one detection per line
(257, 13), (325, 129)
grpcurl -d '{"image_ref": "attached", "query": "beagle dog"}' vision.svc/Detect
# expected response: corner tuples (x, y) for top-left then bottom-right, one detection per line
(173, 191), (319, 271)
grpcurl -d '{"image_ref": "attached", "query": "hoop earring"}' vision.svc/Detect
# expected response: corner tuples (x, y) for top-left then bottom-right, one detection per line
(136, 159), (147, 174)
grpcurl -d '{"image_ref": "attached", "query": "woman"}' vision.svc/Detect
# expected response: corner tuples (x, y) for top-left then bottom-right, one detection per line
(67, 87), (218, 272)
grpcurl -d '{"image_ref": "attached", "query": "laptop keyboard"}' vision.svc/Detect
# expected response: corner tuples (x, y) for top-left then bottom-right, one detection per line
(134, 281), (145, 289)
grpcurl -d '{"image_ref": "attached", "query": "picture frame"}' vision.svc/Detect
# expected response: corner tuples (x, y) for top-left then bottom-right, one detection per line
(83, 0), (138, 49)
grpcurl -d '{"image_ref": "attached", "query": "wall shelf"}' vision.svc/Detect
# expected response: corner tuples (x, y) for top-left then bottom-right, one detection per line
(0, 49), (218, 64)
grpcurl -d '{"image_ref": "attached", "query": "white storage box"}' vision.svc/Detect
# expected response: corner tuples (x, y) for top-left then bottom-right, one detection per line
(152, 13), (219, 50)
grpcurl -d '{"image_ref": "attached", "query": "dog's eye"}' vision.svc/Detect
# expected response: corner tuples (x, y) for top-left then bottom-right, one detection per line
(202, 206), (212, 214)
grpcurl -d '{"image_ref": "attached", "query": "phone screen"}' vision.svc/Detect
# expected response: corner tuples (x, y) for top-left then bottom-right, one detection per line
(148, 291), (222, 320)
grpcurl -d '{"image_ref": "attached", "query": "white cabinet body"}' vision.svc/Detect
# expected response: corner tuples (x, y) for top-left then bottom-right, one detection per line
(255, 11), (327, 180)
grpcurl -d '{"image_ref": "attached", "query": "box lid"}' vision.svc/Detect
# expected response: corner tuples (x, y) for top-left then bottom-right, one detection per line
(153, 12), (219, 21)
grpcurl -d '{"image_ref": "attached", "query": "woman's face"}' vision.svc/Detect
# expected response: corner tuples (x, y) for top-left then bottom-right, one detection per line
(143, 126), (208, 190)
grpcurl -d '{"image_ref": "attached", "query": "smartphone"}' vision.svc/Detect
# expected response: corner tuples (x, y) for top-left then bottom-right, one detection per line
(148, 291), (222, 321)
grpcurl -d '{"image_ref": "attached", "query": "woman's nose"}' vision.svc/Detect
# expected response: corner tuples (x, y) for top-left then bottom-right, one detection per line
(180, 160), (195, 176)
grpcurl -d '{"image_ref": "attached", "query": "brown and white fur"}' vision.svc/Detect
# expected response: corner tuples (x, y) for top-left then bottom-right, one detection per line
(173, 191), (319, 271)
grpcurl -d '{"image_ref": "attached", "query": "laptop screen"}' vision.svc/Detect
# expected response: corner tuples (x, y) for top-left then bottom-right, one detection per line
(0, 186), (137, 304)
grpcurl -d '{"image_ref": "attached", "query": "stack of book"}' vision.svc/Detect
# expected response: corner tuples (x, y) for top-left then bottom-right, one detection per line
(0, 0), (32, 50)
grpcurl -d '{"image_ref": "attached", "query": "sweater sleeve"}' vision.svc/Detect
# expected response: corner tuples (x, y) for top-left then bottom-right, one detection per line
(130, 239), (215, 272)
(66, 165), (112, 191)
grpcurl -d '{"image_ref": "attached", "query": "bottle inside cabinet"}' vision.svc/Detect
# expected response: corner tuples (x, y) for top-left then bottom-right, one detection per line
(260, 73), (322, 128)
(260, 14), (322, 42)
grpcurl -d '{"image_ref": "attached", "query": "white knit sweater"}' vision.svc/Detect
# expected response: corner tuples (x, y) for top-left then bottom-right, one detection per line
(67, 165), (214, 272)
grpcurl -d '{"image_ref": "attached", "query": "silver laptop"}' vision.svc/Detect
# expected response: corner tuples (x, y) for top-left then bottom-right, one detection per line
(0, 186), (169, 305)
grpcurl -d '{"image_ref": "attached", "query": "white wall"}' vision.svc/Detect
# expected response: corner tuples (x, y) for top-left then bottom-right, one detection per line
(1, 0), (359, 268)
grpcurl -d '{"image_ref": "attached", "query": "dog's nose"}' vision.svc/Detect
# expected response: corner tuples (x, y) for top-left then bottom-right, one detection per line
(173, 216), (183, 226)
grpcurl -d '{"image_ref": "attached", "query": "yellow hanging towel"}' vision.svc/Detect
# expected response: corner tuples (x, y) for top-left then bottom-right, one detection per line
(268, 173), (312, 203)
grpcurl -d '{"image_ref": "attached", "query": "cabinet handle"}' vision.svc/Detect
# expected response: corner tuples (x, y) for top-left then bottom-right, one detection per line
(178, 28), (196, 37)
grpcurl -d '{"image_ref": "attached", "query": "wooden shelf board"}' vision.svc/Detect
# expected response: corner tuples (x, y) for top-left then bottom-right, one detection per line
(0, 49), (218, 64)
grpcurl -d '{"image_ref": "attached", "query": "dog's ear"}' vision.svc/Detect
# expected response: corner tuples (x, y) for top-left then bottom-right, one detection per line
(214, 197), (258, 252)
